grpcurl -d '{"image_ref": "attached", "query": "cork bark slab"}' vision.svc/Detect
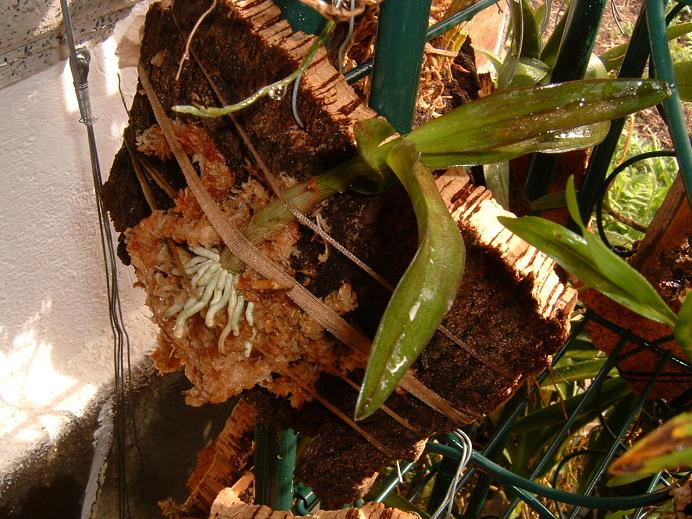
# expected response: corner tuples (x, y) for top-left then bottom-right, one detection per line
(210, 485), (417, 519)
(103, 0), (577, 507)
(290, 172), (576, 506)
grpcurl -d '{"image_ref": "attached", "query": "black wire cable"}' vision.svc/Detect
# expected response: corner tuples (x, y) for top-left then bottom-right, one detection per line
(59, 3), (139, 518)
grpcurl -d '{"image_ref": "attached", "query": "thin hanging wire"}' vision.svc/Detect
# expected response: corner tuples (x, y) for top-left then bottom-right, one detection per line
(291, 0), (357, 128)
(337, 0), (357, 74)
(429, 430), (473, 519)
(59, 2), (137, 518)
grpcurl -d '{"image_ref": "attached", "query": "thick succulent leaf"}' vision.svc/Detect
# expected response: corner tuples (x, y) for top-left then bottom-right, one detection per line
(352, 117), (397, 193)
(608, 412), (692, 486)
(540, 3), (569, 67)
(420, 121), (610, 168)
(498, 213), (676, 328)
(407, 79), (669, 155)
(674, 293), (692, 361)
(354, 141), (465, 420)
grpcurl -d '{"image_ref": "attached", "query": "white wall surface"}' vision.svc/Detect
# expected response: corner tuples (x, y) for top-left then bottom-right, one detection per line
(0, 2), (155, 480)
(0, 0), (140, 87)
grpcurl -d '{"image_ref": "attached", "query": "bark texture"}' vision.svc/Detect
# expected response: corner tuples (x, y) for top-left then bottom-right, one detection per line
(103, 0), (577, 506)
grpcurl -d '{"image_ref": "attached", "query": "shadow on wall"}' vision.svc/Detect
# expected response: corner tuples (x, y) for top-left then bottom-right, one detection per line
(0, 368), (237, 519)
(0, 0), (153, 478)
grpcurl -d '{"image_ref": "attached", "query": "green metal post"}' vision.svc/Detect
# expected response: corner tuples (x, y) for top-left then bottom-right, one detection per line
(254, 425), (298, 511)
(369, 0), (433, 133)
(576, 5), (651, 225)
(523, 0), (606, 201)
(646, 0), (692, 205)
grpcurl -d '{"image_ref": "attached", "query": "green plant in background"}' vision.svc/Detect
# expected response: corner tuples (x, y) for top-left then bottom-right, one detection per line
(480, 0), (608, 90)
(601, 132), (678, 249)
(600, 19), (692, 77)
(499, 176), (692, 361)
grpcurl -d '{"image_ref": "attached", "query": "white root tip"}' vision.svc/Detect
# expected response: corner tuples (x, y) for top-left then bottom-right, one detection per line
(163, 303), (183, 320)
(231, 294), (245, 336)
(245, 301), (255, 327)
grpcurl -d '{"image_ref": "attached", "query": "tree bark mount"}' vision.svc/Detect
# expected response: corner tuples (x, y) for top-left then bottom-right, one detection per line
(104, 0), (577, 507)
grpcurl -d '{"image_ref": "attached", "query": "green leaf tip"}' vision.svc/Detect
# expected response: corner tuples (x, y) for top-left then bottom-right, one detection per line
(498, 203), (677, 331)
(354, 140), (465, 420)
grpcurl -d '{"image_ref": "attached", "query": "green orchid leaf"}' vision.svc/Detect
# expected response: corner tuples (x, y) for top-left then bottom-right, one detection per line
(540, 5), (569, 67)
(541, 358), (610, 387)
(582, 231), (677, 328)
(355, 141), (465, 420)
(507, 58), (551, 88)
(674, 61), (692, 102)
(498, 0), (524, 88)
(354, 117), (396, 171)
(419, 121), (610, 168)
(483, 161), (511, 210)
(565, 176), (585, 231)
(601, 22), (692, 73)
(584, 53), (608, 80)
(569, 176), (676, 328)
(517, 0), (541, 60)
(474, 47), (504, 75)
(529, 191), (567, 211)
(352, 118), (398, 194)
(498, 213), (677, 328)
(407, 79), (669, 155)
(513, 377), (631, 434)
(674, 293), (692, 362)
(608, 412), (692, 485)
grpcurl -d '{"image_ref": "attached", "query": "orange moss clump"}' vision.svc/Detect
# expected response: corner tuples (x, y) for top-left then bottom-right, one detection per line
(127, 122), (361, 408)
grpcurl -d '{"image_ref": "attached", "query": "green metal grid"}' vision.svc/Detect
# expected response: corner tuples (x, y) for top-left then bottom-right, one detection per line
(259, 1), (692, 516)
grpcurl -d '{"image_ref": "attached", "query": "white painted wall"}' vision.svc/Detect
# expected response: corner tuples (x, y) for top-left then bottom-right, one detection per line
(0, 2), (155, 481)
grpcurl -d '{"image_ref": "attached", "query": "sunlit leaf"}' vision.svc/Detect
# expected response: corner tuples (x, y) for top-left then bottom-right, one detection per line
(355, 141), (465, 420)
(608, 412), (692, 485)
(540, 6), (569, 67)
(407, 79), (669, 155)
(508, 58), (551, 88)
(600, 22), (692, 73)
(500, 178), (678, 330)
